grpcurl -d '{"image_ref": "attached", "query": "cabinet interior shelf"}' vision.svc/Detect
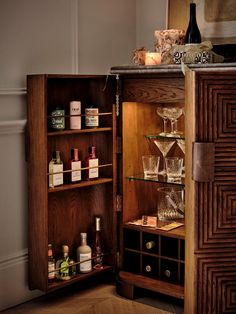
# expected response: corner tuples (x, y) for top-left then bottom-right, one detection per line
(145, 134), (185, 140)
(48, 127), (112, 136)
(124, 248), (185, 263)
(48, 177), (113, 193)
(124, 222), (185, 239)
(118, 271), (184, 300)
(128, 174), (185, 186)
(48, 265), (114, 292)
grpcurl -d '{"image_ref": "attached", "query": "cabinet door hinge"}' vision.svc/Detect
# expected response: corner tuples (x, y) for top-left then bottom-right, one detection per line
(116, 136), (122, 154)
(116, 195), (123, 212)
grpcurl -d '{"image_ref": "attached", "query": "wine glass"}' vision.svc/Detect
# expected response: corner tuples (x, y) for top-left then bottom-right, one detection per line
(177, 139), (185, 176)
(165, 107), (183, 137)
(154, 139), (175, 175)
(156, 107), (169, 136)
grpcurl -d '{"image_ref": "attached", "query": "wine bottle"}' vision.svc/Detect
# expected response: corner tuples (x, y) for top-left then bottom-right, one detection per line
(92, 217), (103, 269)
(55, 245), (71, 280)
(184, 2), (201, 44)
(145, 241), (155, 250)
(70, 148), (81, 183)
(48, 244), (55, 282)
(85, 146), (99, 180)
(77, 233), (92, 273)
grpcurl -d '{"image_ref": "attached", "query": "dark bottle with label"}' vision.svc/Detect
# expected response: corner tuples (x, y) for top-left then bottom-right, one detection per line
(184, 3), (201, 44)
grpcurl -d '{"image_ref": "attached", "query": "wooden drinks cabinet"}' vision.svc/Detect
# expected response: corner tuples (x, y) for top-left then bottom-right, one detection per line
(27, 63), (236, 314)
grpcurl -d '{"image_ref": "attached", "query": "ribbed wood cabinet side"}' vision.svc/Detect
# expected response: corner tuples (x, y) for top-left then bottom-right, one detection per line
(27, 75), (48, 291)
(185, 69), (236, 314)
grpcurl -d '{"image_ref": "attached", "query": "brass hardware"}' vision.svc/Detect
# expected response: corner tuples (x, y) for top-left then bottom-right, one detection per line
(192, 142), (215, 182)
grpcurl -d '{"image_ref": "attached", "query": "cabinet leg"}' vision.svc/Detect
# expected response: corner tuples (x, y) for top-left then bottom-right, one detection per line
(116, 279), (137, 300)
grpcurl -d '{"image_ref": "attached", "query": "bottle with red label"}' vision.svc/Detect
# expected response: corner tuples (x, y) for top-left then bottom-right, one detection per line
(85, 146), (99, 180)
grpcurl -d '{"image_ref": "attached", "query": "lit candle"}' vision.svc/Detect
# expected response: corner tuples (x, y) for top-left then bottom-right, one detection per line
(145, 52), (161, 65)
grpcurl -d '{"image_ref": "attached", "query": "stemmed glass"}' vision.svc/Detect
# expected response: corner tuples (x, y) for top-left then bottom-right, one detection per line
(177, 139), (185, 176)
(165, 107), (183, 137)
(154, 139), (175, 175)
(156, 107), (169, 136)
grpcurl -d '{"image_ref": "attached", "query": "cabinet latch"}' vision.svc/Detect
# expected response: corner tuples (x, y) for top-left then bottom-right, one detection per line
(116, 195), (123, 212)
(192, 142), (215, 182)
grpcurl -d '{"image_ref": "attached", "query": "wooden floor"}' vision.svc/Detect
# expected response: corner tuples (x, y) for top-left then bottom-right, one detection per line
(2, 280), (184, 314)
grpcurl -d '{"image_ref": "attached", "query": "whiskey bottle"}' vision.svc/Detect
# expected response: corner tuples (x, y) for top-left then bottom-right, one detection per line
(92, 217), (103, 269)
(184, 2), (201, 44)
(55, 245), (71, 280)
(49, 150), (63, 188)
(76, 233), (92, 273)
(85, 146), (99, 180)
(70, 148), (81, 183)
(48, 244), (55, 282)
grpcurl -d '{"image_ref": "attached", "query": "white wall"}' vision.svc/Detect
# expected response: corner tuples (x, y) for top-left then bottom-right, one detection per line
(0, 0), (167, 310)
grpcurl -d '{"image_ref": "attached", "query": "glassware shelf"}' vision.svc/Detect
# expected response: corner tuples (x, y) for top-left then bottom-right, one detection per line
(145, 134), (185, 140)
(128, 174), (185, 186)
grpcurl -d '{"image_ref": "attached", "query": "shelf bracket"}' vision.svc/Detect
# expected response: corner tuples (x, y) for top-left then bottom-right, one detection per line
(192, 142), (215, 182)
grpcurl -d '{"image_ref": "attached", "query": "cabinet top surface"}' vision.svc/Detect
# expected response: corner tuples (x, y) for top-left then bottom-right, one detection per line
(110, 63), (236, 75)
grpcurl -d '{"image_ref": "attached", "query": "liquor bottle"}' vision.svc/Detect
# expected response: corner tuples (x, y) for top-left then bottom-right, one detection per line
(48, 244), (55, 282)
(49, 151), (64, 187)
(70, 148), (81, 183)
(70, 101), (81, 130)
(184, 3), (201, 44)
(92, 217), (103, 269)
(77, 233), (92, 273)
(85, 104), (99, 128)
(55, 245), (71, 280)
(85, 146), (99, 180)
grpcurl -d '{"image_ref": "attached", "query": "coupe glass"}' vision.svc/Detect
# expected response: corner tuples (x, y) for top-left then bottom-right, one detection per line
(156, 107), (169, 136)
(165, 107), (183, 137)
(154, 139), (175, 175)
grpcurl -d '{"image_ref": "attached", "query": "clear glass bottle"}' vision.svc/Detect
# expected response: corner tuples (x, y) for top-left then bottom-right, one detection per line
(92, 217), (103, 269)
(55, 245), (71, 280)
(85, 146), (99, 180)
(184, 3), (201, 44)
(77, 233), (92, 273)
(49, 150), (63, 188)
(70, 148), (81, 183)
(48, 244), (55, 282)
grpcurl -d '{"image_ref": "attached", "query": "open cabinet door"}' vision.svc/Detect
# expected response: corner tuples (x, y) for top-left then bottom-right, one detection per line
(185, 68), (236, 314)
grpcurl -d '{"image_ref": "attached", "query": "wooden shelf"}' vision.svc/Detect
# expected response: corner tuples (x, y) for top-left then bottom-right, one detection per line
(123, 221), (185, 239)
(48, 127), (112, 136)
(118, 271), (184, 300)
(48, 177), (113, 193)
(48, 265), (114, 292)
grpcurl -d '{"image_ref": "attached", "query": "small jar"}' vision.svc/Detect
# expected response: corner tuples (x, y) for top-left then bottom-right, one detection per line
(50, 107), (65, 130)
(85, 105), (99, 128)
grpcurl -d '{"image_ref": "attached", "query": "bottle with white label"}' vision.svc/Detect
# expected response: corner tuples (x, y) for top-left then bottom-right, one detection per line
(49, 151), (63, 187)
(77, 233), (92, 273)
(70, 148), (81, 183)
(85, 105), (99, 128)
(70, 101), (81, 130)
(85, 146), (99, 180)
